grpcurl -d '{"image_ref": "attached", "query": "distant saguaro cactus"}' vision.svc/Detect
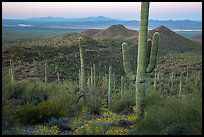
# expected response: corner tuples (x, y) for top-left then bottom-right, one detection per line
(178, 72), (182, 98)
(122, 2), (160, 120)
(44, 62), (48, 84)
(55, 65), (60, 83)
(79, 37), (87, 102)
(108, 66), (113, 108)
(170, 71), (174, 92)
(9, 59), (14, 85)
(93, 64), (96, 88)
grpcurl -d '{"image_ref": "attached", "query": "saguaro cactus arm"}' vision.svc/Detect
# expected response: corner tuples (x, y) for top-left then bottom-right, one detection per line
(146, 39), (152, 65)
(122, 42), (135, 81)
(146, 32), (160, 73)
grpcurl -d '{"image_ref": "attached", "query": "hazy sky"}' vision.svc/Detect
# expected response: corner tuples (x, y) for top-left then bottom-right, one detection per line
(2, 2), (202, 21)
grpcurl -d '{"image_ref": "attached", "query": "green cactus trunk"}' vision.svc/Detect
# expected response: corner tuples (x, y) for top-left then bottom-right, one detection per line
(120, 76), (124, 101)
(170, 71), (174, 92)
(186, 67), (188, 83)
(91, 66), (93, 88)
(153, 69), (157, 88)
(87, 76), (90, 88)
(178, 72), (182, 98)
(93, 64), (96, 88)
(90, 64), (96, 89)
(157, 71), (160, 79)
(79, 37), (87, 102)
(121, 2), (160, 120)
(78, 69), (81, 90)
(55, 66), (60, 83)
(44, 62), (47, 84)
(135, 2), (150, 119)
(9, 59), (14, 85)
(108, 66), (113, 108)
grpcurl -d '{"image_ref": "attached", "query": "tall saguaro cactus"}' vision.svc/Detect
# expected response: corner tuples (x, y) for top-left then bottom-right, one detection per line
(79, 37), (87, 102)
(122, 2), (160, 120)
(108, 66), (113, 108)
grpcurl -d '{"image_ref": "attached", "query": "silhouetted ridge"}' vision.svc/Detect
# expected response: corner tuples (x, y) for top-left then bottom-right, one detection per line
(148, 25), (200, 53)
(82, 24), (138, 38)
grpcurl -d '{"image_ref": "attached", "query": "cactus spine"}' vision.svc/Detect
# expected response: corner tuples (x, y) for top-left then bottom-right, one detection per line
(108, 66), (113, 108)
(122, 2), (159, 120)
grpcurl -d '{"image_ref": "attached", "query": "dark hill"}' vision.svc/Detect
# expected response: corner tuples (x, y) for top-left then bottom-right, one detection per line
(82, 24), (138, 39)
(148, 25), (201, 53)
(82, 29), (102, 37)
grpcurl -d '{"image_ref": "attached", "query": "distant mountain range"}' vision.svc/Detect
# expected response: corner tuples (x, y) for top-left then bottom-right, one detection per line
(2, 16), (202, 30)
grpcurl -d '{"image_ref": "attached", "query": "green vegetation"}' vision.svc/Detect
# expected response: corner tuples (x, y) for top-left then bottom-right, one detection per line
(128, 89), (202, 135)
(2, 3), (202, 135)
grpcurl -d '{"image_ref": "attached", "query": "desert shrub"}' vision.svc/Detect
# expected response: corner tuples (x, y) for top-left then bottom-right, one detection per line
(85, 86), (104, 115)
(15, 100), (62, 125)
(110, 91), (135, 114)
(2, 71), (11, 106)
(48, 81), (82, 118)
(8, 82), (26, 100)
(2, 106), (21, 135)
(2, 71), (22, 135)
(2, 75), (51, 105)
(20, 79), (50, 104)
(128, 90), (202, 135)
